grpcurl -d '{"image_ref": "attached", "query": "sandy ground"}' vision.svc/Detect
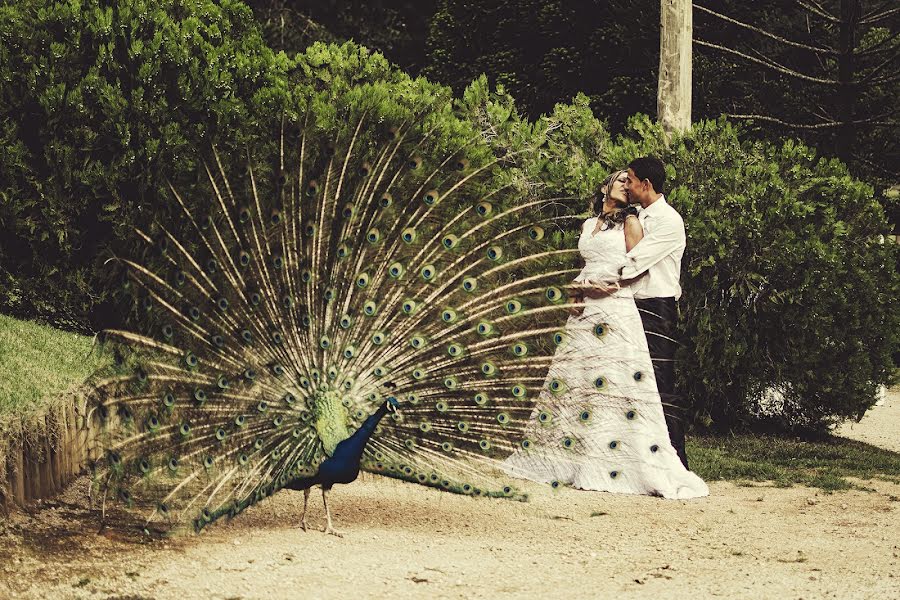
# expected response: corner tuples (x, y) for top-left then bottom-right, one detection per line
(0, 390), (898, 600)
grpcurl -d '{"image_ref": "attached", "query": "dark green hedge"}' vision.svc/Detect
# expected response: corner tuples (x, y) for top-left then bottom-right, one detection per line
(0, 1), (896, 430)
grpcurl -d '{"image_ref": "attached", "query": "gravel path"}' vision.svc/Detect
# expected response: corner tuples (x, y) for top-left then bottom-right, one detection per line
(0, 391), (898, 600)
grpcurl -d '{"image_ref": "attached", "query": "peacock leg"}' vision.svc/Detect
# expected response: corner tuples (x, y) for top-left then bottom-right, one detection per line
(321, 487), (343, 537)
(299, 488), (311, 531)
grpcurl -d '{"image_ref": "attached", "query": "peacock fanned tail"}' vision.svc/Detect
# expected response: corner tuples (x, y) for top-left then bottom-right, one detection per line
(89, 88), (588, 532)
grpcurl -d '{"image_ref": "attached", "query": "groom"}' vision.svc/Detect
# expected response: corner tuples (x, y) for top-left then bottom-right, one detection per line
(619, 156), (690, 469)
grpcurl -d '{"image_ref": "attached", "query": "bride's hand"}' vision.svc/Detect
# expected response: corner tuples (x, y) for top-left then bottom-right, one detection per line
(565, 290), (585, 317)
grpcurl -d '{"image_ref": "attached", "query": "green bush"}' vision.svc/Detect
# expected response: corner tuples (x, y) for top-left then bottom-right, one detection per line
(1, 4), (895, 433)
(0, 0), (292, 331)
(603, 116), (899, 431)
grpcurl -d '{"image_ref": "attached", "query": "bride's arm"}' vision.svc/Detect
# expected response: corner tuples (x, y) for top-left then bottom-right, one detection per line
(624, 214), (643, 252)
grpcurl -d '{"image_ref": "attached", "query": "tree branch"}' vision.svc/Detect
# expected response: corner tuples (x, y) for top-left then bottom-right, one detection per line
(726, 113), (900, 130)
(795, 0), (840, 23)
(694, 39), (840, 85)
(858, 48), (900, 84)
(694, 4), (838, 55)
(861, 6), (900, 25)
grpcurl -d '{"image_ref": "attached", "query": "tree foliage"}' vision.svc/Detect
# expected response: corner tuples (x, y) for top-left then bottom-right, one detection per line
(0, 0), (895, 431)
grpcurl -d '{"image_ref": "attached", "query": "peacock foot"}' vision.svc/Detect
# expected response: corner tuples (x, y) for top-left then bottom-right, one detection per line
(322, 524), (343, 538)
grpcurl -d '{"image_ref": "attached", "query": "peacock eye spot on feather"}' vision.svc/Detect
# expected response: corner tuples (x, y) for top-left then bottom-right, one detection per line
(442, 234), (458, 249)
(272, 331), (284, 345)
(401, 228), (417, 244)
(505, 300), (522, 314)
(545, 286), (563, 303)
(421, 265), (436, 281)
(528, 225), (545, 241)
(192, 389), (207, 405)
(238, 453), (249, 466)
(379, 193), (392, 207)
(475, 201), (492, 216)
(550, 480), (560, 489)
(248, 291), (261, 306)
(257, 401), (268, 412)
(241, 329), (253, 344)
(650, 444), (659, 453)
(363, 301), (377, 316)
(342, 203), (355, 218)
(301, 269), (312, 283)
(443, 376), (458, 389)
(146, 415), (160, 431)
(497, 412), (510, 425)
(626, 410), (637, 420)
(107, 450), (121, 466)
(324, 288), (335, 301)
(179, 423), (191, 437)
(157, 503), (169, 516)
(205, 258), (218, 274)
(512, 343), (528, 357)
(474, 393), (489, 406)
(462, 277), (477, 292)
(270, 209), (282, 225)
(238, 206), (251, 223)
(562, 437), (574, 449)
(188, 306), (201, 321)
(161, 391), (175, 409)
(161, 324), (174, 340)
(356, 273), (370, 287)
(435, 401), (448, 412)
(479, 439), (491, 451)
(168, 457), (179, 471)
(408, 156), (422, 169)
(211, 334), (225, 348)
(184, 352), (198, 369)
(457, 421), (470, 433)
(610, 471), (619, 479)
(633, 371), (643, 381)
(216, 297), (229, 311)
(511, 384), (527, 398)
(463, 484), (473, 493)
(480, 362), (497, 376)
(306, 179), (319, 196)
(359, 162), (371, 176)
(455, 158), (469, 171)
(486, 246), (503, 261)
(423, 189), (439, 205)
(553, 331), (566, 345)
(609, 440), (619, 449)
(273, 416), (284, 428)
(272, 255), (284, 270)
(366, 228), (381, 244)
(388, 262), (404, 278)
(243, 368), (256, 381)
(594, 323), (607, 338)
(340, 314), (352, 328)
(216, 375), (229, 390)
(476, 321), (493, 336)
(305, 224), (316, 237)
(440, 441), (453, 452)
(521, 439), (532, 450)
(343, 345), (356, 359)
(282, 294), (294, 309)
(594, 376), (607, 389)
(580, 410), (592, 422)
(538, 411), (552, 424)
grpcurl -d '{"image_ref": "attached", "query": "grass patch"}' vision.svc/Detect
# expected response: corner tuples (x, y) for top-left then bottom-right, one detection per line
(689, 433), (900, 491)
(0, 313), (111, 422)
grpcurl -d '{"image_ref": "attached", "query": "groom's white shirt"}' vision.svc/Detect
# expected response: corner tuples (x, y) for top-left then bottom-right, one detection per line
(619, 195), (685, 300)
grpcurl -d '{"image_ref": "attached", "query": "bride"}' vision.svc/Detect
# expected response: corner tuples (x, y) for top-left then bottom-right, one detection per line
(502, 170), (708, 499)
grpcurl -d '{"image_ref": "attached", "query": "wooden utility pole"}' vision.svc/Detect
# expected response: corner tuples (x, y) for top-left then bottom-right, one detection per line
(657, 0), (693, 134)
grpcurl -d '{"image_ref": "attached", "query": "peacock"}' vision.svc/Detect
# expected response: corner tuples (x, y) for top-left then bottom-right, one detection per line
(88, 81), (595, 535)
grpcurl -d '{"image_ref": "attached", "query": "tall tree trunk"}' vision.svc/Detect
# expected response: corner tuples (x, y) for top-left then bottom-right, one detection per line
(657, 0), (692, 135)
(836, 0), (861, 163)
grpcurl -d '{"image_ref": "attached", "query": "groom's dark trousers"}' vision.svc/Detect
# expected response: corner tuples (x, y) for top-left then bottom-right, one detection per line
(634, 296), (688, 469)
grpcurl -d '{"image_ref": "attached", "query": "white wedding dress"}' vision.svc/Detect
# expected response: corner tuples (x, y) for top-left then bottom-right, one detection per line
(502, 217), (709, 499)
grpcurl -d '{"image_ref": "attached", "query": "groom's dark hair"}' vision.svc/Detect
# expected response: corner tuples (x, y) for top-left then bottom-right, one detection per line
(627, 156), (666, 194)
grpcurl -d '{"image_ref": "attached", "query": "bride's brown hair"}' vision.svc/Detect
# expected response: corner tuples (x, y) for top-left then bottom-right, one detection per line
(591, 169), (628, 216)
